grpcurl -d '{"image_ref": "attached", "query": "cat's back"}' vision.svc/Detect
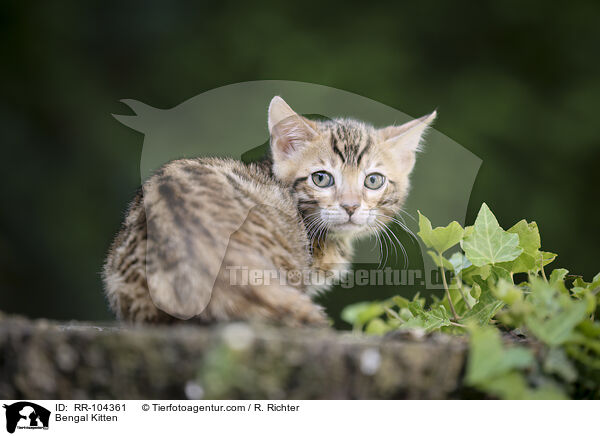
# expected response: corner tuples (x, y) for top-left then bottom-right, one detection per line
(104, 156), (311, 322)
(141, 157), (302, 237)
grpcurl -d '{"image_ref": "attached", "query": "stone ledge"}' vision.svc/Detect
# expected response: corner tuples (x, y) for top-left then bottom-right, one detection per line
(0, 313), (469, 399)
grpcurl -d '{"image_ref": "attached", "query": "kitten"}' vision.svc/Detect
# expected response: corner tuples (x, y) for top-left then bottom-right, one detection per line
(102, 96), (436, 326)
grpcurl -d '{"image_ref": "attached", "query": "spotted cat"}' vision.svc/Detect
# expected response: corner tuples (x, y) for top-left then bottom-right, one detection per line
(102, 96), (436, 325)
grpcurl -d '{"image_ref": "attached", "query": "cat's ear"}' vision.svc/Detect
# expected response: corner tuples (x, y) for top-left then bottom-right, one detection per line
(379, 110), (437, 172)
(268, 96), (318, 160)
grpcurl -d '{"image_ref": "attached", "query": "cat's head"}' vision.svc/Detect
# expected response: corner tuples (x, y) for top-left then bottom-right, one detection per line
(268, 96), (436, 239)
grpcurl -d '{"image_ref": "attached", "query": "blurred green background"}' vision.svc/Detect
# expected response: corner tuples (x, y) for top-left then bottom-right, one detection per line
(1, 0), (598, 322)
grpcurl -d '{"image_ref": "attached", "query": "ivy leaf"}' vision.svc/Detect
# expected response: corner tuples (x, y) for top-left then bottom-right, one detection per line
(466, 325), (534, 385)
(462, 264), (492, 283)
(392, 296), (410, 309)
(543, 348), (577, 383)
(492, 265), (512, 282)
(479, 372), (566, 399)
(526, 280), (588, 346)
(461, 287), (505, 325)
(549, 268), (569, 294)
(365, 318), (392, 335)
(491, 279), (523, 305)
(549, 268), (569, 286)
(448, 252), (472, 275)
(402, 303), (452, 332)
(418, 212), (464, 254)
(450, 285), (478, 312)
(527, 301), (587, 346)
(510, 220), (541, 252)
(461, 203), (523, 267)
(536, 251), (557, 270)
(341, 301), (385, 327)
(572, 272), (600, 292)
(427, 250), (454, 270)
(498, 220), (541, 273)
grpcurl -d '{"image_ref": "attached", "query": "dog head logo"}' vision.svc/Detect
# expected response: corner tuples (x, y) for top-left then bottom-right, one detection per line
(2, 402), (50, 433)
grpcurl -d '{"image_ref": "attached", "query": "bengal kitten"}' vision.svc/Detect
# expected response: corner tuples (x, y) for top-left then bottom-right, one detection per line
(103, 96), (436, 326)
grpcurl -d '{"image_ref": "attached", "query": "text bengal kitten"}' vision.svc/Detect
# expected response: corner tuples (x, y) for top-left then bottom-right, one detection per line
(103, 97), (436, 326)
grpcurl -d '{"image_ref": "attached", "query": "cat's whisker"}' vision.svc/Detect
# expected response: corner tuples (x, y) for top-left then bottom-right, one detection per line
(372, 213), (419, 243)
(383, 225), (408, 267)
(364, 222), (383, 267)
(301, 212), (321, 227)
(373, 217), (409, 267)
(304, 217), (321, 234)
(398, 208), (416, 223)
(376, 218), (409, 267)
(323, 223), (331, 251)
(368, 224), (379, 251)
(373, 224), (384, 269)
(304, 214), (324, 238)
(376, 220), (398, 264)
(371, 221), (389, 268)
(305, 226), (320, 242)
(365, 223), (382, 267)
(308, 223), (325, 245)
(316, 221), (329, 251)
(305, 215), (328, 249)
(379, 222), (395, 268)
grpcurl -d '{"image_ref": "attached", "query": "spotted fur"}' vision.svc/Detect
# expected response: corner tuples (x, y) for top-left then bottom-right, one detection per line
(102, 96), (436, 325)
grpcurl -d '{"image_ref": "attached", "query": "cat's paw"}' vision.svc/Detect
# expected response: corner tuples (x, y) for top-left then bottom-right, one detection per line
(292, 304), (330, 327)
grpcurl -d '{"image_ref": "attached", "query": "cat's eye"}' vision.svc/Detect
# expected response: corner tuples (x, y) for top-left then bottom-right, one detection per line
(311, 171), (334, 188)
(364, 173), (385, 190)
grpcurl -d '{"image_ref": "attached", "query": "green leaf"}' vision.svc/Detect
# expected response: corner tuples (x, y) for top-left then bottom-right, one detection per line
(365, 318), (392, 335)
(578, 319), (600, 335)
(527, 302), (588, 346)
(341, 203), (599, 398)
(491, 265), (512, 282)
(448, 252), (472, 275)
(549, 268), (569, 286)
(543, 348), (577, 383)
(470, 282), (482, 299)
(498, 220), (541, 273)
(461, 203), (523, 267)
(536, 251), (557, 269)
(462, 287), (505, 325)
(341, 301), (385, 327)
(478, 372), (566, 399)
(549, 268), (569, 294)
(491, 279), (523, 305)
(427, 250), (454, 270)
(476, 372), (529, 399)
(449, 283), (478, 310)
(466, 325), (534, 385)
(411, 292), (426, 307)
(461, 264), (492, 283)
(402, 304), (452, 332)
(417, 211), (464, 254)
(392, 296), (410, 309)
(397, 307), (413, 321)
(525, 280), (589, 346)
(572, 272), (600, 292)
(510, 220), (541, 253)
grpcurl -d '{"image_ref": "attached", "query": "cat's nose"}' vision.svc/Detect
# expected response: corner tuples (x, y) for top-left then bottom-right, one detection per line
(341, 203), (359, 216)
